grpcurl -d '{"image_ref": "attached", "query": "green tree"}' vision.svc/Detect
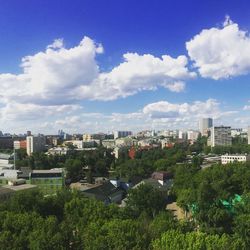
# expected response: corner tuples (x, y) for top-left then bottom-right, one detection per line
(152, 230), (246, 250)
(83, 219), (147, 250)
(126, 183), (166, 218)
(64, 159), (83, 182)
(149, 211), (177, 239)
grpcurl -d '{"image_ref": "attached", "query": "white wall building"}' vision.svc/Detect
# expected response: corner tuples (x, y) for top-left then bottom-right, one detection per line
(199, 118), (213, 136)
(0, 169), (21, 179)
(221, 154), (250, 165)
(187, 130), (200, 142)
(47, 147), (70, 156)
(210, 126), (232, 147)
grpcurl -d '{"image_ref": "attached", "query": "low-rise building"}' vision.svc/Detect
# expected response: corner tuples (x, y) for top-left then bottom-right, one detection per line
(221, 154), (250, 165)
(0, 153), (14, 170)
(115, 137), (137, 147)
(0, 183), (37, 202)
(13, 140), (27, 150)
(71, 181), (124, 204)
(102, 139), (115, 149)
(47, 147), (70, 155)
(29, 169), (64, 194)
(0, 169), (22, 180)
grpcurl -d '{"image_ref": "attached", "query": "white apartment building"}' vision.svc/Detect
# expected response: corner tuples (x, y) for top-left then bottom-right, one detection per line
(187, 130), (200, 142)
(210, 126), (232, 147)
(199, 118), (213, 136)
(178, 131), (187, 140)
(47, 147), (70, 156)
(221, 154), (250, 165)
(26, 135), (46, 156)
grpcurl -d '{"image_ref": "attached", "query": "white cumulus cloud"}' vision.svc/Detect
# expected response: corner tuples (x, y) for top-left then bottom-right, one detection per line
(186, 16), (250, 79)
(77, 53), (195, 100)
(143, 99), (221, 119)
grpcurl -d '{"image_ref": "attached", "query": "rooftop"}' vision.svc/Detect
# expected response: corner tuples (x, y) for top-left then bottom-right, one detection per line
(2, 184), (37, 191)
(32, 169), (63, 174)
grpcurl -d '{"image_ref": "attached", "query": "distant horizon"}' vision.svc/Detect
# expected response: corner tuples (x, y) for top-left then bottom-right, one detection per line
(0, 122), (249, 136)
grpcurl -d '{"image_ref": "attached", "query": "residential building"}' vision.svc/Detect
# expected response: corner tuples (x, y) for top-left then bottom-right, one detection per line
(29, 169), (64, 194)
(72, 181), (124, 204)
(115, 137), (137, 147)
(0, 169), (22, 182)
(47, 147), (70, 156)
(210, 126), (232, 147)
(102, 139), (115, 149)
(0, 137), (14, 149)
(26, 135), (46, 156)
(13, 140), (27, 150)
(82, 134), (93, 141)
(221, 154), (250, 165)
(0, 153), (14, 170)
(65, 139), (99, 149)
(199, 118), (213, 136)
(187, 130), (200, 142)
(114, 131), (132, 139)
(138, 139), (154, 147)
(151, 171), (173, 186)
(178, 131), (187, 140)
(161, 138), (170, 148)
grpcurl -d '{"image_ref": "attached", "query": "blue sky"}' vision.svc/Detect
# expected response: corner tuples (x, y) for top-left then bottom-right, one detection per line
(0, 0), (250, 134)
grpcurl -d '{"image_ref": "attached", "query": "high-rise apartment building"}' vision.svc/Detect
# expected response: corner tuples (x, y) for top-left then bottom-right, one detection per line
(199, 118), (213, 136)
(114, 131), (132, 139)
(210, 126), (232, 147)
(26, 135), (46, 156)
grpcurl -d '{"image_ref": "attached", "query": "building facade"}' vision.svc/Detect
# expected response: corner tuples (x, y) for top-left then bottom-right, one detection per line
(221, 154), (250, 165)
(199, 118), (213, 136)
(13, 140), (27, 150)
(114, 131), (132, 139)
(210, 126), (232, 147)
(29, 169), (64, 194)
(26, 135), (46, 156)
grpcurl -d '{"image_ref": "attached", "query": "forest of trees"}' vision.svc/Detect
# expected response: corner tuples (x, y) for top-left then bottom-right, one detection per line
(0, 183), (248, 250)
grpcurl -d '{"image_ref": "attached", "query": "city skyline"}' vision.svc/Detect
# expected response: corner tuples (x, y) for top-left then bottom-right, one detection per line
(0, 1), (250, 133)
